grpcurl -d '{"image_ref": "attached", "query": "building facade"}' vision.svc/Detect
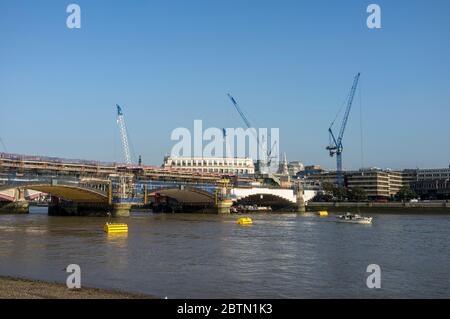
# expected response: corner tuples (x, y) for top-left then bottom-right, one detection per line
(346, 169), (403, 199)
(417, 166), (450, 181)
(288, 161), (304, 176)
(296, 165), (326, 178)
(162, 156), (255, 175)
(411, 179), (450, 200)
(410, 166), (450, 199)
(402, 169), (418, 186)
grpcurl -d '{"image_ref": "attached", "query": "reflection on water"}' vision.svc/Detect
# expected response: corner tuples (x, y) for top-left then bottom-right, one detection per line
(0, 207), (450, 298)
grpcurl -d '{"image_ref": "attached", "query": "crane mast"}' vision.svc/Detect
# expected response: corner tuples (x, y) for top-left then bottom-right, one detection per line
(326, 72), (360, 186)
(0, 137), (7, 152)
(116, 104), (132, 165)
(227, 93), (277, 172)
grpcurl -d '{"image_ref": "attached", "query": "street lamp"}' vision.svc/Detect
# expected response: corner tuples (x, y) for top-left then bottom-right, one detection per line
(445, 179), (449, 200)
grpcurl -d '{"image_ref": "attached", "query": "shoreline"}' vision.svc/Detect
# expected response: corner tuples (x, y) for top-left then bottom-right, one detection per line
(0, 276), (155, 299)
(307, 201), (450, 214)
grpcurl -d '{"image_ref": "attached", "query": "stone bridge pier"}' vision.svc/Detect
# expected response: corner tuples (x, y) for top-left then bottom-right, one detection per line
(0, 188), (30, 214)
(0, 181), (131, 217)
(48, 199), (132, 217)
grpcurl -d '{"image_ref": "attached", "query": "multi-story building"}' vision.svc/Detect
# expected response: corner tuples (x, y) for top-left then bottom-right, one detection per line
(346, 169), (403, 199)
(411, 179), (450, 200)
(296, 165), (326, 178)
(310, 172), (339, 186)
(417, 166), (450, 181)
(410, 166), (450, 199)
(402, 169), (418, 186)
(288, 161), (304, 176)
(162, 156), (255, 175)
(388, 170), (404, 195)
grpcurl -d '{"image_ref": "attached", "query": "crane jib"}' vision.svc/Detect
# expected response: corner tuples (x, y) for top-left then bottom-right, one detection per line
(326, 72), (361, 185)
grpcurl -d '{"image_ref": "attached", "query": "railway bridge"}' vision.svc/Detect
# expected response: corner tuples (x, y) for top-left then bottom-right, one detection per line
(0, 153), (313, 216)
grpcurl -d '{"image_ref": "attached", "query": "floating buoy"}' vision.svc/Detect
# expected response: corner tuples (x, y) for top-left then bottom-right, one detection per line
(104, 223), (128, 233)
(318, 211), (328, 217)
(236, 217), (253, 225)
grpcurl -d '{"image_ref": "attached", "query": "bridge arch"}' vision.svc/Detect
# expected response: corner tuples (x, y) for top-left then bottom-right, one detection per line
(0, 183), (108, 203)
(148, 187), (215, 205)
(235, 193), (294, 209)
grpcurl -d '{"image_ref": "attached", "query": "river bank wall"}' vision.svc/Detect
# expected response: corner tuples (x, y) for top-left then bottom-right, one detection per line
(307, 201), (450, 213)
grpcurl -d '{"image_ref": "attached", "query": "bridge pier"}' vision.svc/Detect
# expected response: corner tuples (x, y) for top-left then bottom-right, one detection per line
(47, 197), (130, 217)
(216, 199), (233, 214)
(296, 190), (306, 213)
(0, 201), (29, 214)
(48, 200), (131, 217)
(0, 188), (29, 214)
(111, 203), (131, 217)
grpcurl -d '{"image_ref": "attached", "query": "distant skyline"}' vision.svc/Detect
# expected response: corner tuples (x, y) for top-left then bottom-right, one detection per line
(1, 0), (449, 170)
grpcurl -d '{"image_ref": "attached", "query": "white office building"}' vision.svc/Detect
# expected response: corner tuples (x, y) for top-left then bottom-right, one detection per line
(162, 156), (255, 175)
(417, 166), (450, 181)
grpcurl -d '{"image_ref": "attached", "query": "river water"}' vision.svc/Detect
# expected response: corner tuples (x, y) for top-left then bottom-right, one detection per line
(0, 207), (449, 298)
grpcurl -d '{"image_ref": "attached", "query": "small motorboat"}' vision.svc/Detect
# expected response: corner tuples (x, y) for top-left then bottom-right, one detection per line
(236, 205), (272, 213)
(336, 213), (373, 224)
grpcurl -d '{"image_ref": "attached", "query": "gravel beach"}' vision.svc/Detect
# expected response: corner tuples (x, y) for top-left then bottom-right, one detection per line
(0, 276), (154, 299)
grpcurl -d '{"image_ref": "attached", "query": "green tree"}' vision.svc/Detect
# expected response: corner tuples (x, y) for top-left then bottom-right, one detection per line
(322, 182), (334, 195)
(333, 185), (347, 201)
(348, 187), (367, 202)
(396, 186), (417, 201)
(312, 192), (333, 202)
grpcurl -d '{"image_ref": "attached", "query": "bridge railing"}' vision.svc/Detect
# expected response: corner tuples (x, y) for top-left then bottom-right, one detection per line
(0, 173), (109, 196)
(1, 172), (225, 204)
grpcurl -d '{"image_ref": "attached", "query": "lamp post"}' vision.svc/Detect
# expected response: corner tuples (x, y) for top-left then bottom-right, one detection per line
(445, 179), (449, 200)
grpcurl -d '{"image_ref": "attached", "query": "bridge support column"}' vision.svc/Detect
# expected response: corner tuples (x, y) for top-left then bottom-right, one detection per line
(111, 203), (131, 217)
(216, 199), (233, 214)
(215, 178), (233, 214)
(296, 190), (306, 213)
(0, 201), (29, 214)
(15, 188), (26, 201)
(48, 199), (130, 217)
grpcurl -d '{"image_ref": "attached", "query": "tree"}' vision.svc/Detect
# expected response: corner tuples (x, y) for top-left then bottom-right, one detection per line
(348, 187), (367, 202)
(320, 182), (349, 201)
(322, 182), (335, 195)
(333, 185), (347, 201)
(396, 186), (416, 201)
(312, 192), (333, 202)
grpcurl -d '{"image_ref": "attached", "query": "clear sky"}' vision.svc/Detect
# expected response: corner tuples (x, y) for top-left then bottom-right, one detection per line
(0, 0), (449, 170)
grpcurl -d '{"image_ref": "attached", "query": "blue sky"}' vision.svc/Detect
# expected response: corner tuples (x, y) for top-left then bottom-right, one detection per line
(0, 0), (449, 169)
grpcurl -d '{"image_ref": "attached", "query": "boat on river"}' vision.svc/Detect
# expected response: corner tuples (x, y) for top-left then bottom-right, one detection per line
(336, 213), (373, 224)
(231, 205), (272, 213)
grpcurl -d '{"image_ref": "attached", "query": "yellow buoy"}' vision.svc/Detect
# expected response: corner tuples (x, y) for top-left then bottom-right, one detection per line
(104, 223), (128, 233)
(236, 217), (253, 225)
(318, 211), (328, 217)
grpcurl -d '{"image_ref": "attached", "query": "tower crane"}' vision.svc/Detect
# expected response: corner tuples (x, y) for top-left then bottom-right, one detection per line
(227, 93), (277, 171)
(116, 104), (132, 165)
(0, 137), (7, 152)
(326, 72), (360, 186)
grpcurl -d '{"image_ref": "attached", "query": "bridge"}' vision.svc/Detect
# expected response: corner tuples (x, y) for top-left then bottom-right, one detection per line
(231, 188), (316, 209)
(0, 152), (314, 216)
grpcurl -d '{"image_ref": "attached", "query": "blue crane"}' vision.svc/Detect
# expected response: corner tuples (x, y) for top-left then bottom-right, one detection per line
(116, 104), (133, 165)
(227, 93), (277, 168)
(326, 72), (360, 186)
